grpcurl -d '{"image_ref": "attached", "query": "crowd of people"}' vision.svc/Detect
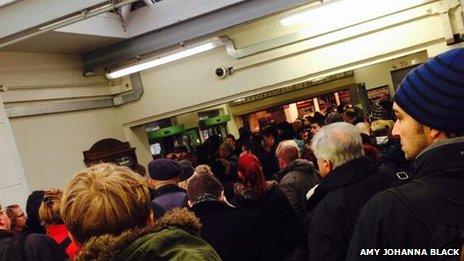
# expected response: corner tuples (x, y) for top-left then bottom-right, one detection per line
(0, 49), (463, 260)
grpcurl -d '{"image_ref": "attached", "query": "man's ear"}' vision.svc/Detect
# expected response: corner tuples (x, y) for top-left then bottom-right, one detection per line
(187, 200), (193, 208)
(425, 126), (447, 143)
(320, 160), (333, 175)
(146, 212), (155, 228)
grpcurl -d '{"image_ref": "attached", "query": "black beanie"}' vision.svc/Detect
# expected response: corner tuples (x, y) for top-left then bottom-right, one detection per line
(148, 158), (182, 181)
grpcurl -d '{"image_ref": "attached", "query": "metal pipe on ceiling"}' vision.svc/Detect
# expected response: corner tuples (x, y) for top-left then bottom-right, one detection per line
(5, 73), (144, 118)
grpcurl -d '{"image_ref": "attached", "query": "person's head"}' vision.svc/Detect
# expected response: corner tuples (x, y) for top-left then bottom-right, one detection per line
(225, 134), (236, 148)
(0, 204), (11, 231)
(61, 163), (152, 245)
(218, 142), (233, 159)
(325, 111), (344, 125)
(292, 119), (303, 132)
(237, 153), (267, 197)
(276, 140), (301, 169)
(371, 120), (395, 137)
(310, 113), (325, 136)
(311, 122), (364, 177)
(25, 190), (46, 234)
(194, 164), (213, 176)
(343, 108), (358, 124)
(261, 125), (278, 147)
(39, 189), (64, 226)
(6, 204), (26, 233)
(147, 158), (182, 188)
(392, 48), (464, 160)
(355, 122), (371, 136)
(187, 173), (224, 207)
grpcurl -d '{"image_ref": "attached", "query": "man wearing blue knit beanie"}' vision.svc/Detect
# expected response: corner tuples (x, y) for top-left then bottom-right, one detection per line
(347, 48), (464, 260)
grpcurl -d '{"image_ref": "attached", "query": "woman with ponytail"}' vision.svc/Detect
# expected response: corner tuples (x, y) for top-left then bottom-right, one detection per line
(39, 189), (80, 259)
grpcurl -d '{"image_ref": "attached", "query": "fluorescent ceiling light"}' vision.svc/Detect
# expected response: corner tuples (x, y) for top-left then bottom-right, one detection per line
(280, 0), (428, 27)
(107, 40), (221, 79)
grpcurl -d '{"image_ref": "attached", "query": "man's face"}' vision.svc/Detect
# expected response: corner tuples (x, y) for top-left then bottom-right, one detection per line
(225, 138), (235, 148)
(262, 135), (275, 147)
(392, 102), (430, 160)
(13, 207), (26, 231)
(218, 145), (230, 158)
(0, 208), (11, 230)
(310, 123), (321, 136)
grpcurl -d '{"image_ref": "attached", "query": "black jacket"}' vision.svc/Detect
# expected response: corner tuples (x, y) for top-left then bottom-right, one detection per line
(150, 184), (188, 218)
(347, 138), (464, 261)
(232, 183), (300, 260)
(0, 230), (66, 261)
(378, 137), (415, 187)
(306, 156), (391, 261)
(275, 159), (319, 219)
(190, 200), (262, 261)
(258, 144), (280, 180)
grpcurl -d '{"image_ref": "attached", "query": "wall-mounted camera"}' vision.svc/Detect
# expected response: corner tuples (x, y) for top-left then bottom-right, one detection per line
(215, 66), (234, 79)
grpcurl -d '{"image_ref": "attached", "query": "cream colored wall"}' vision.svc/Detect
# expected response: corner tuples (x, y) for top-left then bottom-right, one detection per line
(354, 51), (429, 95)
(9, 108), (125, 191)
(0, 51), (131, 192)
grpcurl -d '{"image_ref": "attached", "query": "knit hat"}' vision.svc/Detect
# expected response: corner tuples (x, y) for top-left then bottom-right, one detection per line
(394, 48), (464, 132)
(148, 158), (182, 180)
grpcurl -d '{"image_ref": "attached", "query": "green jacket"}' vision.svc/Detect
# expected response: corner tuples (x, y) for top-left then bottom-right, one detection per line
(76, 208), (221, 261)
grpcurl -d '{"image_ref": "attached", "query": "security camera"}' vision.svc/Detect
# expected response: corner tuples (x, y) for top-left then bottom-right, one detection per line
(215, 67), (228, 79)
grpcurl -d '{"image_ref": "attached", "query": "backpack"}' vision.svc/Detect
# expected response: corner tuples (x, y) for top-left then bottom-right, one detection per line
(388, 179), (464, 260)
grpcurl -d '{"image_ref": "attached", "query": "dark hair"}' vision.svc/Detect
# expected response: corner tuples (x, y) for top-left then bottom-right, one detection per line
(25, 190), (46, 234)
(311, 112), (325, 127)
(261, 125), (278, 138)
(325, 112), (344, 125)
(225, 134), (236, 142)
(187, 173), (223, 202)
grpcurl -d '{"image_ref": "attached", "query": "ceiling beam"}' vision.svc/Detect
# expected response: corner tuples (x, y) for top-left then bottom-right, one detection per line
(0, 0), (112, 40)
(56, 0), (246, 39)
(82, 0), (308, 70)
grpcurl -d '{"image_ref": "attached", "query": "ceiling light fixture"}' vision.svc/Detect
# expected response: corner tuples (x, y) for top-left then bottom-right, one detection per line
(106, 39), (223, 79)
(280, 0), (428, 27)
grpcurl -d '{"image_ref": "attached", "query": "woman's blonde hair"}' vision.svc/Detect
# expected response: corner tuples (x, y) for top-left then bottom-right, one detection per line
(371, 120), (395, 135)
(60, 163), (151, 244)
(39, 189), (63, 225)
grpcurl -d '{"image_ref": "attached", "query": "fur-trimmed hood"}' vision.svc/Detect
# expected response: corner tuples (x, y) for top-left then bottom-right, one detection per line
(76, 208), (217, 261)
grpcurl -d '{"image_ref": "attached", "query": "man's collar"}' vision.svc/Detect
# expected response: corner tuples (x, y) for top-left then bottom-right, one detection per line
(416, 136), (464, 160)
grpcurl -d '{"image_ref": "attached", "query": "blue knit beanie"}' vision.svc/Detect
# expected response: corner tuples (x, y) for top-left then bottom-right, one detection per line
(394, 48), (464, 132)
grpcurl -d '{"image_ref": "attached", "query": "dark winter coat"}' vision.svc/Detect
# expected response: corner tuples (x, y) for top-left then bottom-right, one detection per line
(305, 156), (391, 261)
(259, 144), (280, 180)
(232, 182), (300, 260)
(275, 159), (319, 219)
(150, 184), (188, 217)
(190, 200), (261, 261)
(0, 230), (67, 261)
(76, 208), (220, 260)
(378, 137), (415, 187)
(347, 138), (464, 261)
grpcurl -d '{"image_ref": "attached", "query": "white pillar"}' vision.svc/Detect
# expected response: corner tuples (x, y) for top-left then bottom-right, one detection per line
(0, 94), (29, 209)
